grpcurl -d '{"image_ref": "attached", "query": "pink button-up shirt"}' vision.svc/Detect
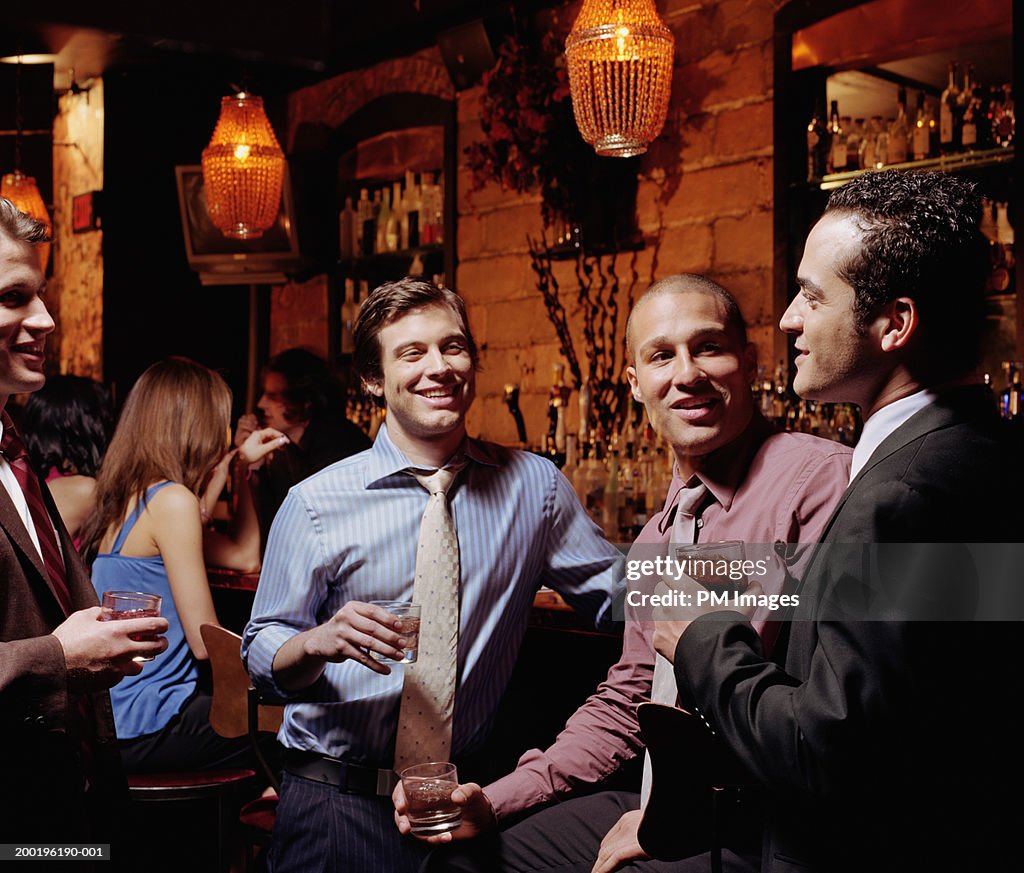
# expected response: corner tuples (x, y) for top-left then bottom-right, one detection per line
(485, 413), (852, 820)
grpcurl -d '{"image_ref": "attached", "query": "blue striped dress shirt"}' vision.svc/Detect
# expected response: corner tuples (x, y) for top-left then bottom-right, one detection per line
(242, 424), (623, 765)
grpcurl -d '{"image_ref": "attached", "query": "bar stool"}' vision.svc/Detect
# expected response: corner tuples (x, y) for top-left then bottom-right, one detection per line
(126, 768), (257, 873)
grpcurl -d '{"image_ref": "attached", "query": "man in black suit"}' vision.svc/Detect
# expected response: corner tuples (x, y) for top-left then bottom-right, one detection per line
(652, 170), (1022, 873)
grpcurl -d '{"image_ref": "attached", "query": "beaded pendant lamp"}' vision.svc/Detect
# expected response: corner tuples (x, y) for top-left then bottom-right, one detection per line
(565, 0), (675, 157)
(1, 170), (51, 271)
(201, 92), (284, 239)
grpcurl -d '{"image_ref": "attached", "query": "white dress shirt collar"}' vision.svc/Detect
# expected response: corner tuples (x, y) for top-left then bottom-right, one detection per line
(850, 389), (935, 483)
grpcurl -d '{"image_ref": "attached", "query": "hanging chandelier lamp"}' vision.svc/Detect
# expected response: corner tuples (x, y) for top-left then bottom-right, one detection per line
(201, 92), (285, 239)
(565, 0), (675, 158)
(2, 54), (51, 270)
(1, 170), (51, 270)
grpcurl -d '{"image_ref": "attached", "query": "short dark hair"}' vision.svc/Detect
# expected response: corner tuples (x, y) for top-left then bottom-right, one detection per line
(353, 277), (479, 402)
(22, 375), (114, 477)
(824, 170), (987, 371)
(626, 273), (749, 360)
(264, 347), (343, 426)
(0, 197), (50, 245)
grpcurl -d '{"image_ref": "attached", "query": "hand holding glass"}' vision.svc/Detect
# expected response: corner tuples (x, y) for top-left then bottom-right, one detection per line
(673, 540), (749, 594)
(400, 762), (461, 836)
(369, 600), (420, 663)
(100, 591), (163, 661)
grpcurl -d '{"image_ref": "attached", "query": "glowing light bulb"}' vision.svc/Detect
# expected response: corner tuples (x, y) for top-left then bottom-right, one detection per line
(234, 143), (251, 161)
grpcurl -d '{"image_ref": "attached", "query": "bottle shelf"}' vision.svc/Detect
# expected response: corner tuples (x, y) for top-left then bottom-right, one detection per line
(338, 244), (445, 268)
(800, 147), (1014, 191)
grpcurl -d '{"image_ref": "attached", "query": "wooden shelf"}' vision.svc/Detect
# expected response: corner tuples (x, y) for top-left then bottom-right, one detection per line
(800, 147), (1015, 191)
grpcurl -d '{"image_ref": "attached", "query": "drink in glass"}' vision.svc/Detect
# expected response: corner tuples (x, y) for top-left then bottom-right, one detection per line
(100, 590), (162, 661)
(368, 600), (420, 663)
(400, 762), (461, 836)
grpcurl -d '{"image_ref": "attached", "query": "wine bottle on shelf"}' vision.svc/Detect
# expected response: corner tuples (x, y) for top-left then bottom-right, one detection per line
(859, 117), (879, 169)
(844, 117), (861, 171)
(960, 65), (978, 151)
(340, 278), (357, 355)
(376, 187), (392, 254)
(385, 181), (402, 252)
(992, 84), (1015, 149)
(827, 100), (846, 173)
(1000, 362), (1022, 420)
(888, 88), (909, 164)
(940, 61), (961, 154)
(912, 92), (931, 160)
(405, 170), (421, 249)
(339, 197), (356, 259)
(806, 100), (830, 181)
(357, 188), (373, 257)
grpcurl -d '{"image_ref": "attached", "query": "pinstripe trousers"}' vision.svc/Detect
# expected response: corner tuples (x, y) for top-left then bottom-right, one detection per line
(269, 771), (430, 873)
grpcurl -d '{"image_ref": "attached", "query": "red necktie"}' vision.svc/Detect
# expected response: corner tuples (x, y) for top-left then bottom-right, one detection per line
(1, 424), (73, 615)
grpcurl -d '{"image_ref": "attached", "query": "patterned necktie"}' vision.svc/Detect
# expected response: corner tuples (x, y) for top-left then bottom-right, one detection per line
(1, 424), (72, 615)
(393, 463), (464, 770)
(641, 480), (709, 806)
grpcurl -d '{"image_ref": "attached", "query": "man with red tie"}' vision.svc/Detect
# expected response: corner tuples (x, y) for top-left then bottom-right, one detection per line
(0, 197), (168, 847)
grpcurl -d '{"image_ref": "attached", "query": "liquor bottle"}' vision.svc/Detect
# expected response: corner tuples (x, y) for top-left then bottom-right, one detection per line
(888, 88), (909, 164)
(940, 62), (961, 154)
(339, 196), (356, 258)
(375, 187), (391, 254)
(859, 117), (879, 169)
(845, 117), (862, 171)
(563, 433), (579, 482)
(404, 170), (421, 249)
(827, 100), (846, 173)
(356, 188), (373, 257)
(959, 65), (978, 151)
(385, 181), (402, 252)
(432, 171), (445, 245)
(806, 100), (830, 182)
(992, 84), (1015, 149)
(340, 278), (357, 355)
(602, 447), (622, 541)
(1000, 362), (1022, 419)
(912, 92), (931, 160)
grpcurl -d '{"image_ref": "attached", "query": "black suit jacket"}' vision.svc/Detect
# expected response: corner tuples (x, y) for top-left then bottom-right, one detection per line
(0, 435), (125, 843)
(674, 387), (1023, 873)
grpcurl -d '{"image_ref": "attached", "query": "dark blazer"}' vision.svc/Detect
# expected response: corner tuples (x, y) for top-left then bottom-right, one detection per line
(675, 387), (1023, 873)
(0, 440), (125, 843)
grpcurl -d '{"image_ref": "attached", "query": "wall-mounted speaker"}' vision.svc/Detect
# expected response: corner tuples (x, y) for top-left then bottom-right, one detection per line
(437, 20), (496, 91)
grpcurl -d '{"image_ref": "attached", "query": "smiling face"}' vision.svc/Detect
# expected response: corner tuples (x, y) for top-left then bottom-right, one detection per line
(626, 289), (756, 478)
(0, 232), (53, 409)
(781, 212), (887, 410)
(365, 304), (476, 465)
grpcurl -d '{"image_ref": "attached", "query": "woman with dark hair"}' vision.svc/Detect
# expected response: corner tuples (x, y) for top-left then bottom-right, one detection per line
(22, 374), (114, 545)
(232, 347), (371, 557)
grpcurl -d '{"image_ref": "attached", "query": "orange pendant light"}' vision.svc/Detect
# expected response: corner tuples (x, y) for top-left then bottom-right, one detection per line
(201, 92), (285, 239)
(1, 170), (52, 271)
(565, 0), (675, 158)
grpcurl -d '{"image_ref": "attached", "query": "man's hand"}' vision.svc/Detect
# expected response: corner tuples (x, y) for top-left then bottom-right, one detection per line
(592, 809), (647, 873)
(234, 413), (260, 448)
(393, 781), (497, 843)
(52, 607), (169, 692)
(237, 427), (288, 467)
(652, 577), (763, 664)
(301, 601), (410, 674)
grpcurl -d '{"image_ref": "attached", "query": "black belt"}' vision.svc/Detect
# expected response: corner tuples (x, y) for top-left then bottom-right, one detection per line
(284, 749), (398, 797)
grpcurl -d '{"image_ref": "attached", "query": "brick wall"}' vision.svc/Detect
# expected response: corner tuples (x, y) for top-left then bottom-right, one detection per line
(51, 81), (104, 379)
(284, 1), (783, 444)
(459, 0), (782, 443)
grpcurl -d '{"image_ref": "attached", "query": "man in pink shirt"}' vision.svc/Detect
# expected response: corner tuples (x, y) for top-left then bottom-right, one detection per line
(396, 274), (851, 872)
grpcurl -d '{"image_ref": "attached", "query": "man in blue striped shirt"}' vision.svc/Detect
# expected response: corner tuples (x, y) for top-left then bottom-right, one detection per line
(242, 278), (623, 873)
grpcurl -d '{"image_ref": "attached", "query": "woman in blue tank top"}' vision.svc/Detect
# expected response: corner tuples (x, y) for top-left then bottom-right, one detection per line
(80, 357), (286, 772)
